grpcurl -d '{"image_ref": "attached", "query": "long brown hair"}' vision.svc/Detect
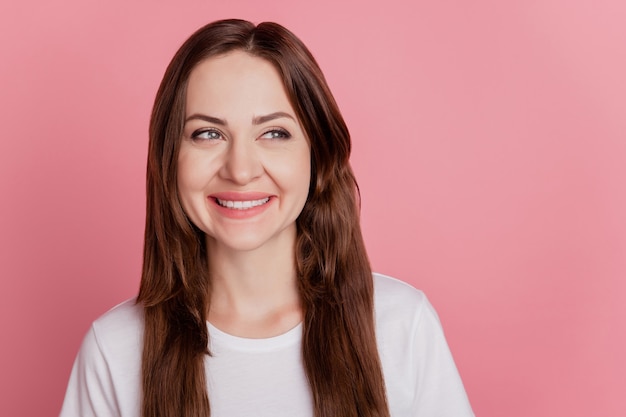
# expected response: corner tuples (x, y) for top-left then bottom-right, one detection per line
(137, 19), (389, 417)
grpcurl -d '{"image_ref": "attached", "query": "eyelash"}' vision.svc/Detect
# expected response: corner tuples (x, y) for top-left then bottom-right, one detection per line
(191, 128), (223, 141)
(261, 128), (291, 140)
(190, 128), (291, 141)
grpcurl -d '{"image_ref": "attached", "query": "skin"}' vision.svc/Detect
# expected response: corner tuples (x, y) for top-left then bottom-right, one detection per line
(178, 51), (310, 338)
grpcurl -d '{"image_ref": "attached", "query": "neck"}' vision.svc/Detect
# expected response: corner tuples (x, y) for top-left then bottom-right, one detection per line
(205, 229), (302, 337)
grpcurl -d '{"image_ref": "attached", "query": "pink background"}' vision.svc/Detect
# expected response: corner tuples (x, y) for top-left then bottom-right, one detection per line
(1, 0), (624, 416)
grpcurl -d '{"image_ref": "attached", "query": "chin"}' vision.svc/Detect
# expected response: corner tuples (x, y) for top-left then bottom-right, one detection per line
(206, 233), (275, 253)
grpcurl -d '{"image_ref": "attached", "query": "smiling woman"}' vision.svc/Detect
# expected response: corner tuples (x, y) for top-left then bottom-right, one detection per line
(178, 51), (311, 254)
(59, 19), (474, 417)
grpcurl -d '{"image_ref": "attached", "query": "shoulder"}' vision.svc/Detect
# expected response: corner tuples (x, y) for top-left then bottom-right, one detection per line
(86, 298), (144, 364)
(373, 272), (426, 302)
(372, 273), (475, 416)
(373, 272), (430, 324)
(92, 298), (144, 337)
(372, 272), (439, 358)
(60, 298), (144, 417)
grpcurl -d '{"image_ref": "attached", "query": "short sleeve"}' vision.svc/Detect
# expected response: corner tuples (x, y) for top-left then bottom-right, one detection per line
(409, 296), (475, 416)
(373, 273), (474, 417)
(59, 325), (121, 417)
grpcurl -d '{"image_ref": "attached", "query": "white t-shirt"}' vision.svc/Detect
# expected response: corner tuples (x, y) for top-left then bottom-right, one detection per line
(60, 273), (474, 416)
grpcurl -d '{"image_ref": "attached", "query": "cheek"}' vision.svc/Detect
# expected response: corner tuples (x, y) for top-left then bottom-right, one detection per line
(177, 156), (194, 199)
(176, 152), (209, 208)
(299, 159), (312, 196)
(178, 146), (217, 184)
(290, 149), (312, 202)
(266, 149), (310, 209)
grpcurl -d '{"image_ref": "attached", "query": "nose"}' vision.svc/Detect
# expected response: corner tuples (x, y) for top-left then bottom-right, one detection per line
(218, 139), (263, 185)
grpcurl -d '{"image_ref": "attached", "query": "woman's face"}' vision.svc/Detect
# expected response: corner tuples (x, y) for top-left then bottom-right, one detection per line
(177, 51), (311, 253)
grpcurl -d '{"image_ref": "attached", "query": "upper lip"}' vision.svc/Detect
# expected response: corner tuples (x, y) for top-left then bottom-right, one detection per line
(209, 191), (274, 201)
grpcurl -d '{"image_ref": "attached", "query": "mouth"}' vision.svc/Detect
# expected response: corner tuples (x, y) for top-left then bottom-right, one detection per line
(215, 197), (271, 210)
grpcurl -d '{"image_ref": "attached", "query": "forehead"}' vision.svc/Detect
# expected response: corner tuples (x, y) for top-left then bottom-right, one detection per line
(185, 51), (294, 117)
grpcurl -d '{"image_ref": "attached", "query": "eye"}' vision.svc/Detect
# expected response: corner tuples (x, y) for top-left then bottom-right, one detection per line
(260, 128), (291, 140)
(191, 129), (223, 141)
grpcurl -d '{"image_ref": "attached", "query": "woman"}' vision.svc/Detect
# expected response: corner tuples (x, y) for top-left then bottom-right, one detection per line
(60, 19), (474, 417)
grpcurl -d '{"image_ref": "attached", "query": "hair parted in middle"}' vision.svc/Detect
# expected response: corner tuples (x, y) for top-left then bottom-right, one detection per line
(137, 18), (390, 417)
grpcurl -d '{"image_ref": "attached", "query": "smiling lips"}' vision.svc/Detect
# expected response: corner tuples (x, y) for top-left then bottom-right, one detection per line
(209, 192), (273, 218)
(216, 197), (270, 210)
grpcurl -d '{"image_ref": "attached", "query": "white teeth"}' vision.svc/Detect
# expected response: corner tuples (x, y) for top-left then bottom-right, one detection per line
(216, 197), (270, 210)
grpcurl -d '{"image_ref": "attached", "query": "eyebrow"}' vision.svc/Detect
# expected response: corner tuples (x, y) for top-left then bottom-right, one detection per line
(252, 111), (295, 125)
(184, 114), (227, 125)
(184, 111), (295, 126)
